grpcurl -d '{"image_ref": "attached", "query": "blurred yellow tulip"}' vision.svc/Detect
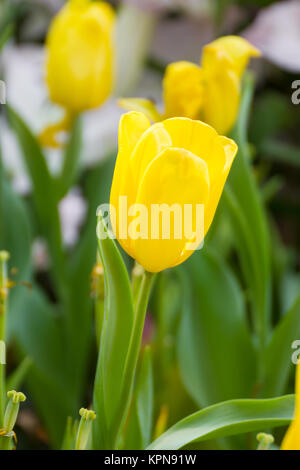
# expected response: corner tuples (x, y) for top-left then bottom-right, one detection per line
(119, 36), (260, 135)
(40, 0), (115, 146)
(109, 112), (238, 272)
(201, 36), (261, 134)
(46, 0), (115, 112)
(163, 61), (204, 120)
(281, 362), (300, 450)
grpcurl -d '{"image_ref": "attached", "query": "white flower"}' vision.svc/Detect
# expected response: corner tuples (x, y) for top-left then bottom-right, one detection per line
(59, 188), (87, 248)
(243, 0), (300, 73)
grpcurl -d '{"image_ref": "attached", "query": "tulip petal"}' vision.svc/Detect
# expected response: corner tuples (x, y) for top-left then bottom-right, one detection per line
(202, 35), (261, 78)
(129, 122), (172, 199)
(282, 363), (300, 449)
(200, 36), (260, 134)
(296, 362), (300, 420)
(161, 117), (237, 234)
(131, 147), (209, 272)
(219, 136), (239, 172)
(110, 112), (151, 255)
(171, 138), (236, 269)
(163, 61), (204, 120)
(202, 67), (240, 136)
(204, 135), (238, 233)
(162, 117), (218, 161)
(281, 421), (300, 450)
(118, 98), (162, 122)
(162, 117), (226, 188)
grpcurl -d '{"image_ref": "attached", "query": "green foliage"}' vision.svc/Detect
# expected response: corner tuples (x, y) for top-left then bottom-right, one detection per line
(93, 214), (136, 449)
(177, 249), (256, 408)
(93, 214), (155, 449)
(122, 346), (154, 450)
(148, 395), (294, 450)
(228, 74), (272, 361)
(262, 296), (300, 398)
(0, 4), (299, 450)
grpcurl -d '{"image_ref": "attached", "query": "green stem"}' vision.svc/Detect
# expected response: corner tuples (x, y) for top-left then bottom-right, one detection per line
(0, 251), (9, 425)
(114, 270), (155, 448)
(128, 271), (155, 374)
(131, 262), (145, 309)
(94, 254), (105, 349)
(0, 436), (12, 450)
(57, 114), (81, 199)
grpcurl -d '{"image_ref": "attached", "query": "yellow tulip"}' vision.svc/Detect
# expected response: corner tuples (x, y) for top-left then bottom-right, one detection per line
(163, 61), (204, 120)
(202, 36), (261, 79)
(201, 36), (261, 134)
(40, 0), (115, 146)
(281, 362), (300, 450)
(119, 35), (260, 135)
(109, 112), (238, 273)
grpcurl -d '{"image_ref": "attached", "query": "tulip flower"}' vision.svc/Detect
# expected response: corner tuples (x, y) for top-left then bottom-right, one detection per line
(281, 362), (300, 450)
(40, 0), (115, 147)
(119, 35), (260, 135)
(109, 112), (238, 272)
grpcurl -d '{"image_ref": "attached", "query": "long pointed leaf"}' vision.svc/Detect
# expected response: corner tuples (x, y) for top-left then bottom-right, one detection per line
(93, 214), (135, 449)
(148, 395), (294, 450)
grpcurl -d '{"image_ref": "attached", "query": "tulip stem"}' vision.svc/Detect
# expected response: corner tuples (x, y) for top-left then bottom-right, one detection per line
(115, 270), (155, 448)
(0, 251), (9, 426)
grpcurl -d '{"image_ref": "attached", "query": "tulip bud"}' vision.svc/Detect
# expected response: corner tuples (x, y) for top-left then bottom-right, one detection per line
(46, 0), (115, 113)
(40, 0), (115, 147)
(119, 35), (261, 136)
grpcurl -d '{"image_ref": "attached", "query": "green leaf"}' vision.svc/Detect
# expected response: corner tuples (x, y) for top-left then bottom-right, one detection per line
(0, 179), (31, 283)
(123, 346), (153, 450)
(6, 105), (65, 289)
(228, 72), (271, 357)
(16, 288), (73, 447)
(0, 145), (32, 339)
(57, 115), (82, 199)
(262, 296), (300, 398)
(249, 91), (294, 147)
(6, 105), (55, 223)
(6, 357), (32, 392)
(260, 140), (300, 168)
(93, 214), (154, 450)
(177, 249), (256, 408)
(61, 417), (78, 450)
(148, 395), (294, 450)
(93, 214), (135, 449)
(63, 158), (115, 398)
(0, 23), (13, 51)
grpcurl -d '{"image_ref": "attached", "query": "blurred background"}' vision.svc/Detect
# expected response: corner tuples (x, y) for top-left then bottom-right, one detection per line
(0, 0), (299, 450)
(1, 0), (299, 252)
